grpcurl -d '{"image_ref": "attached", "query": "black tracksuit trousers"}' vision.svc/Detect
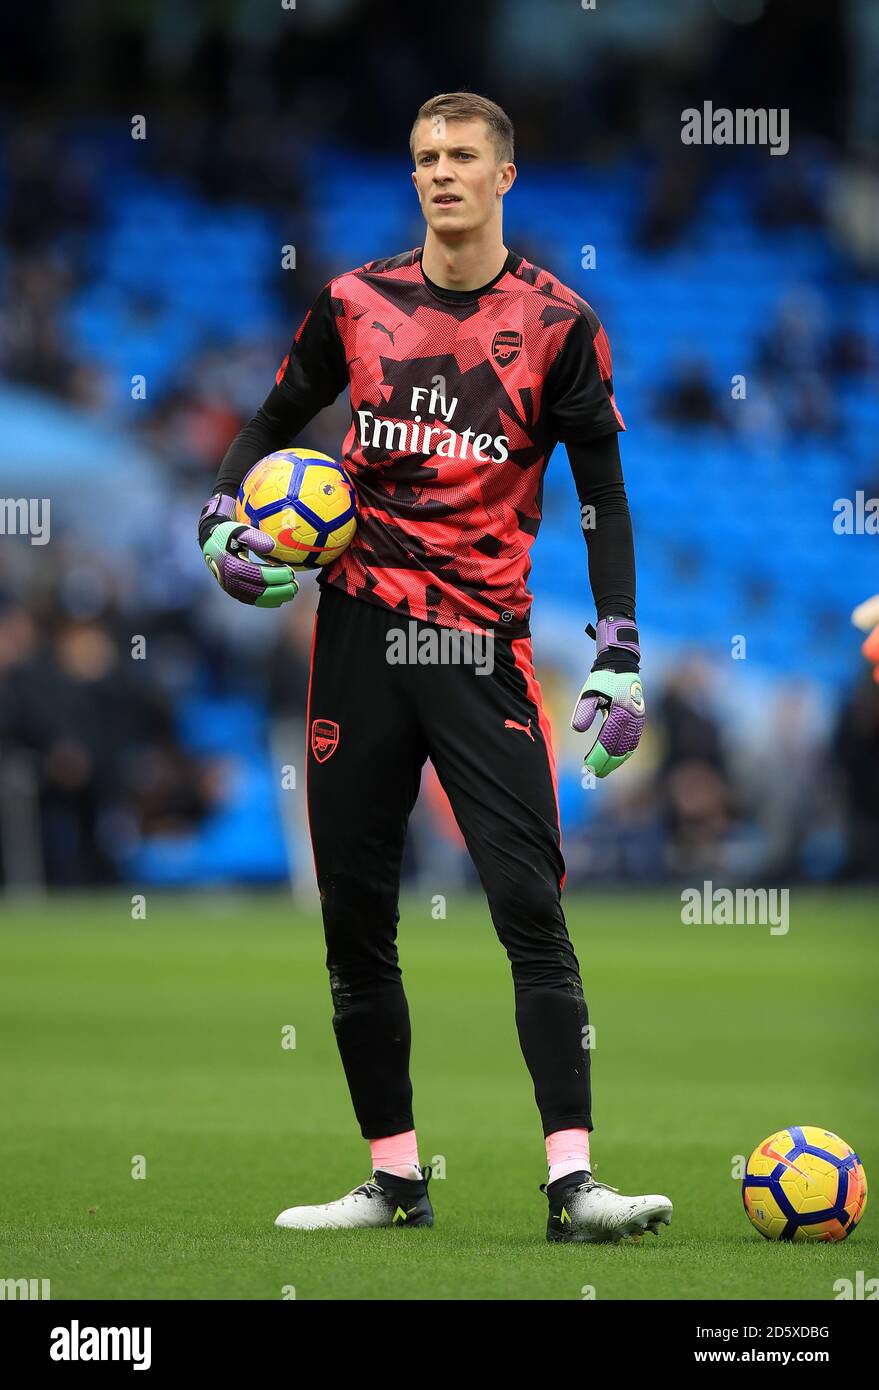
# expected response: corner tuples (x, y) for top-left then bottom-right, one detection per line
(305, 583), (592, 1139)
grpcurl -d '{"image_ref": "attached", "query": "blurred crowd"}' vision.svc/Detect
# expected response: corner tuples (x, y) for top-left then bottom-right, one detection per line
(3, 568), (877, 888)
(657, 292), (876, 442)
(1, 0), (878, 889)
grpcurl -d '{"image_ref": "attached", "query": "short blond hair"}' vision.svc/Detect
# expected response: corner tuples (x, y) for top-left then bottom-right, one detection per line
(410, 92), (514, 166)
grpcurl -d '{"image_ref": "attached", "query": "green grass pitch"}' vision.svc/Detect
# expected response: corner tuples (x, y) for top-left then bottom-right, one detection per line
(0, 889), (875, 1301)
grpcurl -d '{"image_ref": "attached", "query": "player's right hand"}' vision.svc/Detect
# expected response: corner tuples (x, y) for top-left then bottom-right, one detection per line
(198, 494), (299, 608)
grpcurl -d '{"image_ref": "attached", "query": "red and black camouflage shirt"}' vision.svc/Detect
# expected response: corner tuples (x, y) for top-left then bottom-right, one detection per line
(274, 246), (624, 638)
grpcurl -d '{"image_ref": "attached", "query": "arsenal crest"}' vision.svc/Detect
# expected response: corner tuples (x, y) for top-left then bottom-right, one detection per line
(311, 718), (339, 763)
(491, 330), (522, 367)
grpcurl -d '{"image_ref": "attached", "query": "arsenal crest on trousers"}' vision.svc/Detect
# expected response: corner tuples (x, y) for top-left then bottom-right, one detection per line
(311, 718), (339, 762)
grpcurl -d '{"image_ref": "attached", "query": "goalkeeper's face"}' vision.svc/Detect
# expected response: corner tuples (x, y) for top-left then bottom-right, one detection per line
(411, 118), (515, 236)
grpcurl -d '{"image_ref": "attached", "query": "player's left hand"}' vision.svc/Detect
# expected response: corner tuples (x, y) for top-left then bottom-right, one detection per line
(571, 617), (644, 778)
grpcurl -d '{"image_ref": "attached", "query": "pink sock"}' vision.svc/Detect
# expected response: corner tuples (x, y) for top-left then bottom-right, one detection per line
(369, 1130), (421, 1180)
(546, 1128), (591, 1184)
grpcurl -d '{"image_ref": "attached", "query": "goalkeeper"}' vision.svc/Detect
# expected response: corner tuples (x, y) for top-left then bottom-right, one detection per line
(199, 91), (671, 1244)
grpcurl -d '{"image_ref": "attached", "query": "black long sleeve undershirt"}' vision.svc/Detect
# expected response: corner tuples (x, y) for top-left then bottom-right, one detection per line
(566, 430), (638, 671)
(211, 381), (320, 502)
(566, 430), (636, 624)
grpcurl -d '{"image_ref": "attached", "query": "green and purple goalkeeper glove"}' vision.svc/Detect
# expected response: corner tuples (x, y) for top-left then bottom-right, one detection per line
(199, 494), (299, 608)
(571, 617), (644, 778)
